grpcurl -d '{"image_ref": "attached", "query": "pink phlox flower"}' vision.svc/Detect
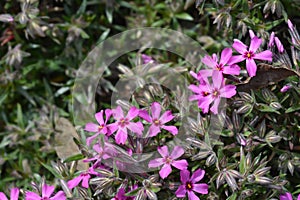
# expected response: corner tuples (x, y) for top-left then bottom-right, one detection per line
(83, 142), (116, 167)
(85, 109), (113, 146)
(175, 169), (208, 200)
(141, 54), (154, 64)
(0, 188), (19, 200)
(280, 85), (292, 93)
(25, 184), (66, 200)
(67, 167), (99, 189)
(189, 72), (236, 114)
(228, 36), (272, 77)
(200, 48), (240, 78)
(249, 30), (256, 39)
(112, 187), (137, 200)
(139, 102), (178, 137)
(110, 106), (144, 145)
(148, 145), (188, 179)
(280, 192), (300, 200)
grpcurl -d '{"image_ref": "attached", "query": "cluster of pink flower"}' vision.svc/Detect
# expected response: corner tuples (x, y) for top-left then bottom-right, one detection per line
(0, 184), (66, 200)
(189, 33), (273, 114)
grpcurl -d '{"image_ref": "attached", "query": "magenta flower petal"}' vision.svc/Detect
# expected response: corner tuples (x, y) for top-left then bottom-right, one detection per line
(223, 64), (240, 75)
(220, 48), (232, 64)
(288, 19), (294, 29)
(187, 191), (200, 200)
(275, 37), (284, 53)
(157, 146), (169, 157)
(220, 85), (237, 98)
(297, 194), (300, 200)
(172, 160), (188, 170)
(249, 37), (262, 52)
(10, 188), (19, 200)
(42, 184), (55, 198)
(159, 111), (175, 124)
(112, 106), (124, 120)
(151, 102), (161, 119)
(126, 107), (139, 120)
(170, 146), (185, 159)
(198, 96), (213, 113)
(139, 110), (152, 122)
(95, 111), (104, 125)
(227, 55), (245, 65)
(201, 55), (217, 69)
(0, 193), (8, 200)
(246, 58), (257, 77)
(127, 122), (143, 136)
(86, 133), (100, 146)
(232, 39), (247, 54)
(193, 183), (209, 194)
(249, 30), (256, 39)
(161, 125), (178, 135)
(68, 176), (83, 189)
(253, 50), (272, 61)
(82, 175), (91, 188)
(212, 71), (223, 89)
(188, 84), (202, 93)
(280, 85), (292, 93)
(198, 69), (213, 78)
(210, 97), (221, 114)
(25, 191), (41, 200)
(115, 129), (128, 145)
(107, 123), (118, 134)
(175, 185), (186, 197)
(268, 32), (275, 48)
(50, 191), (66, 200)
(85, 123), (99, 132)
(190, 169), (205, 183)
(159, 164), (172, 179)
(280, 192), (293, 200)
(148, 158), (164, 168)
(180, 169), (190, 183)
(149, 124), (161, 136)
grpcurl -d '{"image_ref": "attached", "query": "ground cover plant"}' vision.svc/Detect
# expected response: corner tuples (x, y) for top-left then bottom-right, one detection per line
(1, 0), (300, 199)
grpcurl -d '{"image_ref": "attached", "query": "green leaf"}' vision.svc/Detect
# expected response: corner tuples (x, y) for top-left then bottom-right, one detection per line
(226, 193), (237, 200)
(175, 13), (194, 21)
(63, 154), (84, 163)
(39, 161), (64, 179)
(77, 0), (87, 15)
(0, 93), (8, 105)
(256, 103), (281, 114)
(125, 188), (141, 196)
(17, 104), (24, 129)
(285, 104), (300, 113)
(106, 6), (113, 24)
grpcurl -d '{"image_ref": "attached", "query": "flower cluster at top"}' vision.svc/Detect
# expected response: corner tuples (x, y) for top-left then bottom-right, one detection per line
(189, 33), (273, 114)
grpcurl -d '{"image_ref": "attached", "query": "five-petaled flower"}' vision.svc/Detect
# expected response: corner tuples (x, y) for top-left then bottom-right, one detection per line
(110, 106), (144, 145)
(85, 109), (112, 146)
(0, 188), (19, 200)
(68, 167), (99, 189)
(148, 145), (188, 179)
(229, 36), (272, 77)
(139, 102), (178, 137)
(189, 72), (236, 114)
(25, 183), (66, 200)
(175, 169), (208, 200)
(200, 48), (240, 78)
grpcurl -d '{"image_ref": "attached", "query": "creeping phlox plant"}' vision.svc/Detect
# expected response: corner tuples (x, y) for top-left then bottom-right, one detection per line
(1, 19), (300, 200)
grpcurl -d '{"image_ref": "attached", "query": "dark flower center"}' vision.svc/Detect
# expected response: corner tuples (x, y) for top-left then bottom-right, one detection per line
(164, 156), (173, 164)
(118, 118), (129, 127)
(202, 91), (210, 97)
(216, 63), (224, 71)
(212, 89), (219, 97)
(244, 51), (254, 59)
(153, 119), (161, 126)
(41, 197), (50, 200)
(98, 125), (104, 131)
(186, 182), (193, 191)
